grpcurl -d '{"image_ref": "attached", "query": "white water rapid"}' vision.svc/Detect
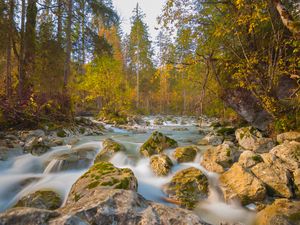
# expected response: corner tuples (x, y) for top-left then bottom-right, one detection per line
(0, 116), (255, 225)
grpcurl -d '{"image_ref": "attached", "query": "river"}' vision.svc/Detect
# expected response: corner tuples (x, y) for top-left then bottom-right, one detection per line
(0, 116), (255, 225)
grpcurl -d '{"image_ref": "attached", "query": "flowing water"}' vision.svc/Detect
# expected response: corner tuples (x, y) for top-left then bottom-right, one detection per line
(0, 116), (255, 225)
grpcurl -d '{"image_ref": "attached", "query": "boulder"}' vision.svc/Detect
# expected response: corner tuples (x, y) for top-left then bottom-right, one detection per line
(256, 199), (300, 225)
(67, 162), (137, 203)
(201, 133), (224, 146)
(0, 189), (208, 225)
(201, 143), (237, 173)
(14, 190), (62, 210)
(153, 117), (164, 125)
(235, 127), (274, 153)
(94, 138), (125, 163)
(139, 131), (178, 157)
(0, 208), (59, 225)
(270, 141), (300, 171)
(215, 127), (236, 137)
(251, 153), (293, 198)
(163, 167), (208, 209)
(173, 146), (198, 163)
(24, 137), (50, 156)
(219, 163), (266, 205)
(238, 150), (263, 168)
(150, 154), (173, 176)
(277, 131), (300, 144)
(294, 169), (300, 198)
(45, 146), (97, 172)
(0, 146), (10, 160)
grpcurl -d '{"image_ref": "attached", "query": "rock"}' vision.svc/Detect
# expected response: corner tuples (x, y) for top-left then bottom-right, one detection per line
(94, 138), (125, 163)
(153, 117), (164, 125)
(256, 199), (300, 225)
(48, 138), (64, 147)
(198, 128), (210, 135)
(56, 129), (67, 138)
(14, 190), (62, 210)
(0, 208), (60, 225)
(294, 169), (300, 198)
(0, 146), (10, 160)
(219, 163), (266, 205)
(150, 154), (173, 176)
(45, 146), (98, 172)
(65, 137), (79, 146)
(222, 87), (273, 131)
(0, 189), (208, 225)
(201, 133), (224, 146)
(198, 139), (209, 146)
(201, 143), (237, 173)
(270, 141), (300, 171)
(215, 127), (235, 136)
(24, 137), (50, 156)
(238, 150), (263, 168)
(139, 131), (178, 157)
(235, 127), (274, 153)
(251, 153), (293, 198)
(67, 162), (137, 203)
(173, 146), (198, 163)
(163, 167), (208, 209)
(180, 119), (188, 125)
(277, 131), (300, 144)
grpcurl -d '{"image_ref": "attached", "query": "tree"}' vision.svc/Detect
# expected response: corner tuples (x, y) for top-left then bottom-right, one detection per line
(127, 3), (154, 110)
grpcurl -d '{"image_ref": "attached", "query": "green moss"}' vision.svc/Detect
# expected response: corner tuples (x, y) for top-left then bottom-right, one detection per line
(57, 129), (67, 137)
(226, 149), (231, 157)
(140, 131), (178, 157)
(79, 127), (86, 134)
(86, 181), (100, 189)
(74, 193), (81, 202)
(289, 212), (300, 221)
(166, 167), (208, 209)
(252, 155), (263, 162)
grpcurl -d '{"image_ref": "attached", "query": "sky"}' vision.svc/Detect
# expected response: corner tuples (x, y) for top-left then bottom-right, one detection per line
(111, 0), (166, 41)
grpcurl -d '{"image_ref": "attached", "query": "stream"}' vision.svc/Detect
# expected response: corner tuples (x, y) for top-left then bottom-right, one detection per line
(0, 116), (255, 225)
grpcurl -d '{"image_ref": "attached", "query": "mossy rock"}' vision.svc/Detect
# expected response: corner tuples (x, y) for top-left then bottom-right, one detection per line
(14, 190), (62, 210)
(173, 146), (198, 163)
(140, 131), (178, 157)
(67, 162), (137, 203)
(150, 154), (173, 176)
(216, 127), (235, 136)
(163, 167), (208, 209)
(56, 129), (67, 138)
(94, 138), (125, 163)
(24, 137), (51, 156)
(153, 117), (164, 125)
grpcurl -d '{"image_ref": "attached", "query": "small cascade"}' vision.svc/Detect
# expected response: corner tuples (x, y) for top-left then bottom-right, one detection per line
(43, 159), (64, 174)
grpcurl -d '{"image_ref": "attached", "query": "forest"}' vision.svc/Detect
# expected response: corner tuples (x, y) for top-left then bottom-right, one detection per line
(0, 0), (298, 132)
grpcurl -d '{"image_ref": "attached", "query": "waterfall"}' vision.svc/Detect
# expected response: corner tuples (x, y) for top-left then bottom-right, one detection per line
(43, 159), (64, 174)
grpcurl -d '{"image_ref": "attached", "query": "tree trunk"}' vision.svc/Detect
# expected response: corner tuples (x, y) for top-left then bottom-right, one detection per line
(6, 0), (14, 98)
(81, 0), (85, 66)
(24, 0), (37, 79)
(64, 0), (72, 89)
(18, 0), (25, 98)
(272, 0), (300, 39)
(57, 0), (62, 44)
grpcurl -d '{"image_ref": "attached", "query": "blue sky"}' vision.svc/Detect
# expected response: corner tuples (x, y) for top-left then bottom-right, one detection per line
(111, 0), (166, 41)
